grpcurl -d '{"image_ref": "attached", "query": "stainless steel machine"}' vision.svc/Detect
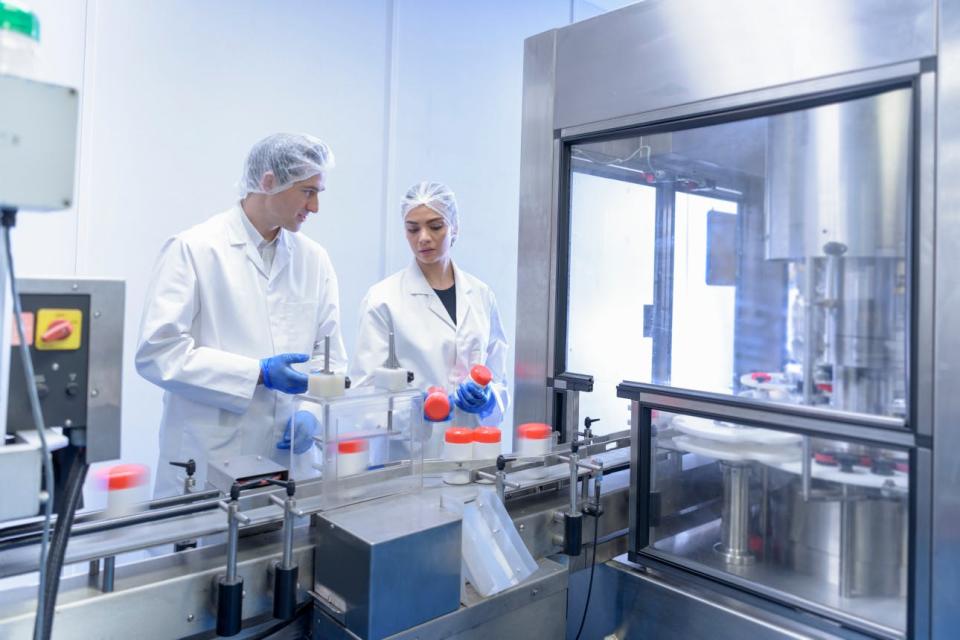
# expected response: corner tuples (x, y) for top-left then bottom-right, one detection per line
(514, 0), (953, 638)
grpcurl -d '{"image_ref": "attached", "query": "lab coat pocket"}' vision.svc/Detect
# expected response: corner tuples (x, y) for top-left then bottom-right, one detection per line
(278, 299), (319, 354)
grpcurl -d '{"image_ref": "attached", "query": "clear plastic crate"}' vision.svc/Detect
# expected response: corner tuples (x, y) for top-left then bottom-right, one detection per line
(293, 387), (425, 509)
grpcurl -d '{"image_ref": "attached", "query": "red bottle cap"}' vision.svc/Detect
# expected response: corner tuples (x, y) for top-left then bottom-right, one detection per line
(473, 426), (501, 443)
(424, 391), (451, 421)
(98, 464), (148, 491)
(470, 364), (492, 387)
(518, 423), (552, 440)
(338, 439), (368, 454)
(445, 427), (473, 444)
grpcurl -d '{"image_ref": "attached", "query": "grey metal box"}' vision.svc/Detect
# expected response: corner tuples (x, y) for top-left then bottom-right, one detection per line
(0, 74), (78, 211)
(313, 493), (462, 639)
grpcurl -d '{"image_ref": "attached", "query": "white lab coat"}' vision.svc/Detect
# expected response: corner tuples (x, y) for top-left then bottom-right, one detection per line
(136, 205), (346, 497)
(349, 261), (509, 426)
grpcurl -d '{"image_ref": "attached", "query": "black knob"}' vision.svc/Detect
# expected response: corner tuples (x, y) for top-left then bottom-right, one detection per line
(169, 459), (197, 477)
(872, 458), (895, 477)
(571, 440), (580, 454)
(837, 453), (858, 473)
(584, 417), (600, 428)
(496, 454), (507, 472)
(344, 376), (352, 389)
(407, 371), (415, 383)
(267, 478), (296, 497)
(65, 382), (80, 397)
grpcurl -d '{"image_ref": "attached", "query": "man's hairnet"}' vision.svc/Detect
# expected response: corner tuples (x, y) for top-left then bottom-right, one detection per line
(239, 133), (335, 197)
(401, 181), (459, 241)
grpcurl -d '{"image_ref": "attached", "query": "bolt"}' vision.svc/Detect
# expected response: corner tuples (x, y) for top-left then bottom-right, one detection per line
(531, 588), (540, 597)
(72, 283), (79, 291)
(256, 455), (262, 460)
(90, 388), (99, 397)
(51, 362), (59, 371)
(64, 419), (73, 427)
(518, 523), (525, 531)
(242, 590), (246, 598)
(94, 311), (101, 319)
(186, 613), (194, 622)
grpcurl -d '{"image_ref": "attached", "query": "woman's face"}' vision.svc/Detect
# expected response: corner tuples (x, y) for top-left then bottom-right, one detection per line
(405, 204), (453, 265)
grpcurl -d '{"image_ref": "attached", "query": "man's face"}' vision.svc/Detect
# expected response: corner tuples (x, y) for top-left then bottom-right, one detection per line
(264, 173), (326, 233)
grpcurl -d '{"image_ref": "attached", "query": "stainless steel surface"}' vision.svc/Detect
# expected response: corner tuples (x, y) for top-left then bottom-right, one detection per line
(516, 0), (949, 635)
(513, 28), (557, 433)
(207, 454), (286, 494)
(101, 556), (115, 593)
(313, 492), (462, 639)
(0, 526), (316, 639)
(765, 90), (911, 261)
(589, 558), (870, 640)
(618, 383), (912, 446)
(717, 462), (753, 566)
(13, 278), (124, 462)
(916, 71), (936, 439)
(934, 3), (960, 637)
(560, 60), (924, 140)
(312, 558), (568, 640)
(551, 0), (933, 131)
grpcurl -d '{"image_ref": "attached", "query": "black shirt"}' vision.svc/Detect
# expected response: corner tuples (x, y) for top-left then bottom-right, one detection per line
(434, 284), (456, 324)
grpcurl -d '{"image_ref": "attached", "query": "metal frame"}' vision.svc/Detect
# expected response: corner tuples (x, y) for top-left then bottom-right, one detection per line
(932, 1), (960, 636)
(514, 2), (948, 637)
(621, 385), (915, 639)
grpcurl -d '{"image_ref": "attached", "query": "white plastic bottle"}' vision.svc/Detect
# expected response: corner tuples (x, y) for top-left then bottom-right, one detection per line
(0, 2), (40, 79)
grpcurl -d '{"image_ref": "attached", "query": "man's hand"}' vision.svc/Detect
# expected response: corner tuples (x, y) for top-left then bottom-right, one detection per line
(259, 353), (309, 394)
(277, 411), (319, 454)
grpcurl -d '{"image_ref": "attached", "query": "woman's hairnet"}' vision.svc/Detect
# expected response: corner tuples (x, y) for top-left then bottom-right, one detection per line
(401, 181), (459, 241)
(239, 133), (335, 197)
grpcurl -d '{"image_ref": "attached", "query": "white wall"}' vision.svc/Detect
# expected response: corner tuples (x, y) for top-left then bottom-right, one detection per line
(11, 1), (592, 500)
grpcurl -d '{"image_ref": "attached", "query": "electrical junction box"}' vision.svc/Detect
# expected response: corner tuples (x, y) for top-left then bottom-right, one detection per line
(0, 74), (79, 211)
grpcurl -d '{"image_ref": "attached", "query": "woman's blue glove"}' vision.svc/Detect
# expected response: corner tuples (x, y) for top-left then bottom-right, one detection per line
(453, 380), (497, 416)
(260, 353), (309, 394)
(277, 410), (319, 454)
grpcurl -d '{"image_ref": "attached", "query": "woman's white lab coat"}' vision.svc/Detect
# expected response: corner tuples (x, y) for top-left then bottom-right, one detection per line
(349, 261), (509, 426)
(136, 205), (346, 496)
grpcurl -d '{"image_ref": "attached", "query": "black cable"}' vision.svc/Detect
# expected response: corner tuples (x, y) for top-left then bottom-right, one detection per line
(3, 209), (56, 640)
(575, 513), (600, 640)
(39, 451), (88, 640)
(245, 602), (310, 640)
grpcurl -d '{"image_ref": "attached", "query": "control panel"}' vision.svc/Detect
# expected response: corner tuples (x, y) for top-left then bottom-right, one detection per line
(6, 279), (124, 463)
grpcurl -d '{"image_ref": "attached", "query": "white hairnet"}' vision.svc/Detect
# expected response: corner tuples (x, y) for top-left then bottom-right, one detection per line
(401, 181), (459, 241)
(239, 133), (335, 197)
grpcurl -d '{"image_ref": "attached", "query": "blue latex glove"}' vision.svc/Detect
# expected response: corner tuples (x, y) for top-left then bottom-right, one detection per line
(277, 410), (319, 454)
(260, 353), (309, 394)
(453, 380), (497, 416)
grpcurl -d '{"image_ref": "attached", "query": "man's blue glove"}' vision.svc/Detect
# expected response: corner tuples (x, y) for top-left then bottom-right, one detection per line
(277, 410), (319, 454)
(260, 353), (309, 394)
(453, 380), (497, 416)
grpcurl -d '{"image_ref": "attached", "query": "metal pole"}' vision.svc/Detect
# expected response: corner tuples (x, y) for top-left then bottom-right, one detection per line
(225, 502), (239, 583)
(102, 556), (115, 593)
(717, 462), (753, 565)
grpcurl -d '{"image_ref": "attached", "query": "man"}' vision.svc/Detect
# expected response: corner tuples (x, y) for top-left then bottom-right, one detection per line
(136, 133), (346, 496)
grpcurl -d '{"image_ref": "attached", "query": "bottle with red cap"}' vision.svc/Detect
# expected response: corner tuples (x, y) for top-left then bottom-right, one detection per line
(443, 427), (474, 484)
(96, 463), (149, 519)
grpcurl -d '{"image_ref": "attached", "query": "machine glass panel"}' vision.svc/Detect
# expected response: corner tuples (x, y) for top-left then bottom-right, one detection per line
(649, 410), (908, 635)
(566, 172), (657, 435)
(565, 87), (912, 430)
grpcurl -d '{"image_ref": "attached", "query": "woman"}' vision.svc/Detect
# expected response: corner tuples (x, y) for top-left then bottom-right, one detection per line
(350, 181), (509, 425)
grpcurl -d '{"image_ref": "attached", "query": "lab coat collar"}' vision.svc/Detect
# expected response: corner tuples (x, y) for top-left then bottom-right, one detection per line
(227, 204), (292, 280)
(404, 260), (473, 330)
